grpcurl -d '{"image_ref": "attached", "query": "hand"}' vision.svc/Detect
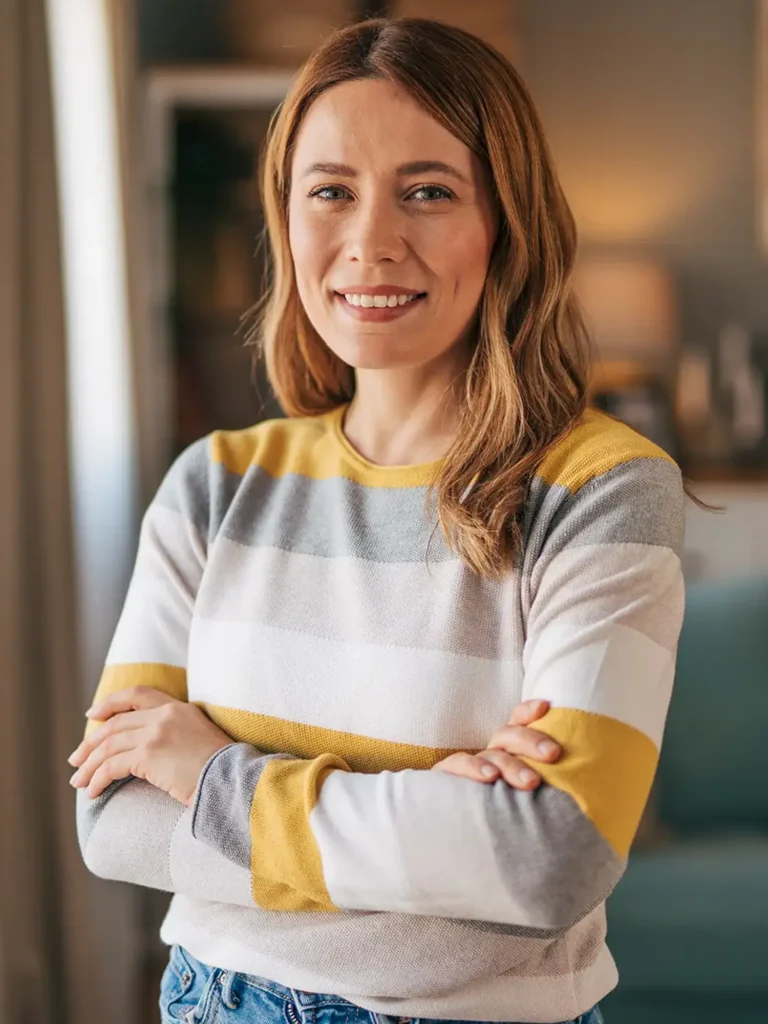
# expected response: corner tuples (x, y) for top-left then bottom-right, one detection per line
(67, 686), (233, 806)
(431, 698), (560, 789)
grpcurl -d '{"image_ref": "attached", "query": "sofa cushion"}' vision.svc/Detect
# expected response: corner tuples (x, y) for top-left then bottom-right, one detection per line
(606, 835), (768, 991)
(659, 577), (768, 831)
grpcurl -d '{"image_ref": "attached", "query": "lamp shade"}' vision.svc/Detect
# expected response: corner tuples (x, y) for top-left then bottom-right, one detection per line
(572, 258), (677, 365)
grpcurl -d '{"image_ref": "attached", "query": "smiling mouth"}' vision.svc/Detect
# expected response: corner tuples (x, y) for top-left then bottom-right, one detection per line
(337, 291), (427, 308)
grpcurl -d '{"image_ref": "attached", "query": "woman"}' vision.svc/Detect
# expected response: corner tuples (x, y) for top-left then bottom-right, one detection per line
(69, 17), (684, 1024)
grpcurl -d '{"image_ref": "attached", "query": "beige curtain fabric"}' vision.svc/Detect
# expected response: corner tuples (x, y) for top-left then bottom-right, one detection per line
(0, 2), (140, 1022)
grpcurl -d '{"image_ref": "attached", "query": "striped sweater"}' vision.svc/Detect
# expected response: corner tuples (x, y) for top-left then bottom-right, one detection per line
(76, 404), (685, 1023)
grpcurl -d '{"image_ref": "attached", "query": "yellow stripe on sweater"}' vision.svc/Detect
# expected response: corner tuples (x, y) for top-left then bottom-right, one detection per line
(84, 663), (188, 738)
(199, 704), (461, 772)
(213, 703), (656, 860)
(88, 681), (654, 859)
(250, 755), (347, 911)
(520, 706), (659, 859)
(535, 409), (676, 494)
(247, 707), (656, 910)
(212, 406), (676, 494)
(210, 408), (441, 488)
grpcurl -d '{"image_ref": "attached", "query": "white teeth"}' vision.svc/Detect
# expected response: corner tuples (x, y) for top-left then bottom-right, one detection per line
(342, 293), (419, 308)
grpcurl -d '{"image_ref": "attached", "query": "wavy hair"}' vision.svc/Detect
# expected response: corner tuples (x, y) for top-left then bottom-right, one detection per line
(251, 17), (592, 579)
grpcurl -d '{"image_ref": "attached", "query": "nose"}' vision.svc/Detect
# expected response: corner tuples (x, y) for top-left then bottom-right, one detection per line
(344, 196), (407, 265)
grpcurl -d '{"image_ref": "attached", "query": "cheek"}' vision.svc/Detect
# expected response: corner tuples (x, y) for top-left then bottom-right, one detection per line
(432, 223), (494, 303)
(287, 217), (315, 290)
(288, 210), (336, 293)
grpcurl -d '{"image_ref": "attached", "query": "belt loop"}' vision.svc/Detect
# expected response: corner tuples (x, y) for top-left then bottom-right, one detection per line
(220, 970), (241, 1010)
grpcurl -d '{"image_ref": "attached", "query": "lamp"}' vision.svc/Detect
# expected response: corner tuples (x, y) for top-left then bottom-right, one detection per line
(572, 258), (678, 368)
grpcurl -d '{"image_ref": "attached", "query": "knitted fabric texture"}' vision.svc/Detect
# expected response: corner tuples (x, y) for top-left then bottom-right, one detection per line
(76, 405), (685, 1023)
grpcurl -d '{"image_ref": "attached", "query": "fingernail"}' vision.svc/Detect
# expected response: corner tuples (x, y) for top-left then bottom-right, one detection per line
(67, 752), (79, 766)
(85, 707), (97, 718)
(519, 769), (538, 785)
(69, 772), (82, 787)
(480, 764), (498, 778)
(538, 741), (558, 757)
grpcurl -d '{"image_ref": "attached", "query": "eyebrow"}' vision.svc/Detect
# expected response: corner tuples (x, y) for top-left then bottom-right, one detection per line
(300, 160), (470, 184)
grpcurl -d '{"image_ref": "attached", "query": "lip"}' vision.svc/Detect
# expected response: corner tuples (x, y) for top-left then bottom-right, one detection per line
(334, 291), (426, 323)
(335, 284), (424, 297)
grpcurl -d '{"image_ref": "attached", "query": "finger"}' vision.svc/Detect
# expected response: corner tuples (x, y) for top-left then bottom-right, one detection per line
(85, 752), (138, 800)
(70, 727), (141, 788)
(69, 709), (148, 766)
(477, 750), (541, 790)
(433, 752), (501, 783)
(507, 699), (550, 727)
(85, 686), (177, 722)
(486, 723), (561, 762)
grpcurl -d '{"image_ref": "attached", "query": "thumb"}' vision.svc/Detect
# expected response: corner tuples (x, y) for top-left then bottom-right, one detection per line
(507, 698), (549, 727)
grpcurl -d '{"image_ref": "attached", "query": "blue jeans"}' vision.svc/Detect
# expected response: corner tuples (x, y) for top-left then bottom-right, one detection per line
(159, 944), (604, 1024)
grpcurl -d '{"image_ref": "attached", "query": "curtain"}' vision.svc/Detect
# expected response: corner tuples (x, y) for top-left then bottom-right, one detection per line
(0, 1), (143, 1021)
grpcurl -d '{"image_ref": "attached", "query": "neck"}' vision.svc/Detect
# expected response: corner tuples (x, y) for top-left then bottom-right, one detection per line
(342, 359), (467, 467)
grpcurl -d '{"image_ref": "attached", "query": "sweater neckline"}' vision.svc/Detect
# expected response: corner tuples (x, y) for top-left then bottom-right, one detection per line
(325, 404), (446, 486)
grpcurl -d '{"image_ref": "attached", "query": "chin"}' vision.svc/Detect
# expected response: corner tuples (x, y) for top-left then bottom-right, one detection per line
(330, 337), (418, 371)
(345, 354), (416, 370)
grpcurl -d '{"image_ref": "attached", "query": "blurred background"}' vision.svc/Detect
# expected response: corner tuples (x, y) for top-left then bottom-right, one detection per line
(1, 1), (767, 1022)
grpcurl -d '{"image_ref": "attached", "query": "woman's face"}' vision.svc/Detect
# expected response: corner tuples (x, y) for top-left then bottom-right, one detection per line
(288, 78), (497, 372)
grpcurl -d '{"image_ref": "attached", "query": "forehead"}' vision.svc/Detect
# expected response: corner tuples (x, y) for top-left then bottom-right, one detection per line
(291, 78), (473, 174)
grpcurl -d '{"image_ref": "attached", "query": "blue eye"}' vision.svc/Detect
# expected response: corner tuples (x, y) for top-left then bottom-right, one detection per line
(308, 185), (349, 202)
(306, 183), (454, 204)
(409, 184), (454, 203)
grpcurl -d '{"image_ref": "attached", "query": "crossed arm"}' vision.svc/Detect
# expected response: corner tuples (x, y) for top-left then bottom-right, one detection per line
(74, 692), (567, 919)
(74, 703), (626, 927)
(73, 448), (685, 929)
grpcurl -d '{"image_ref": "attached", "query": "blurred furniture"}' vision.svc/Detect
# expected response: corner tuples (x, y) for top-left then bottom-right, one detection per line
(603, 576), (768, 1024)
(573, 257), (677, 369)
(141, 68), (292, 487)
(589, 360), (678, 458)
(683, 484), (768, 581)
(394, 0), (518, 61)
(576, 257), (680, 458)
(224, 0), (354, 65)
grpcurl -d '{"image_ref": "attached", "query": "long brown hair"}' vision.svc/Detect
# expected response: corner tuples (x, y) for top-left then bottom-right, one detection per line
(252, 17), (591, 579)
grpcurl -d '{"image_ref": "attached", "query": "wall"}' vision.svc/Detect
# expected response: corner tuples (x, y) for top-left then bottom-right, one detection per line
(138, 0), (226, 63)
(517, 0), (768, 348)
(138, 0), (359, 65)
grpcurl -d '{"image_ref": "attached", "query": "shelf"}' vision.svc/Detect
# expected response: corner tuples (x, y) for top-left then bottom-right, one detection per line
(681, 463), (768, 485)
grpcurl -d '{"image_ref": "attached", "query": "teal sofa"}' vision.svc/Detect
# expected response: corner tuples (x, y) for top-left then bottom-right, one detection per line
(602, 576), (768, 1023)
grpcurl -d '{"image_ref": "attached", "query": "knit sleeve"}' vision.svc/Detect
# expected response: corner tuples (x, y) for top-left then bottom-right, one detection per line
(189, 451), (685, 926)
(75, 436), (260, 907)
